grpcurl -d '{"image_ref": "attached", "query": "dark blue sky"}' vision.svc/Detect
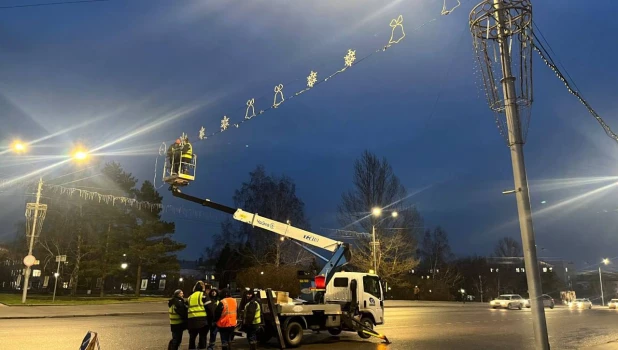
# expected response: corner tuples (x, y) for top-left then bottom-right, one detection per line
(1, 0), (617, 270)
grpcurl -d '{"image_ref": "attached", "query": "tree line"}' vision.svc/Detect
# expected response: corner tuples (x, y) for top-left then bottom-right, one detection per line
(206, 150), (566, 301)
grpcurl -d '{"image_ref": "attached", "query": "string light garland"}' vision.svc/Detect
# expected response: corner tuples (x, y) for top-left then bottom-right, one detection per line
(44, 183), (221, 219)
(532, 32), (618, 144)
(186, 14), (412, 144)
(171, 2), (464, 147)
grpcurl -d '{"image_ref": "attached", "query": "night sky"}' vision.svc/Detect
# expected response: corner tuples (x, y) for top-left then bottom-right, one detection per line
(1, 0), (617, 271)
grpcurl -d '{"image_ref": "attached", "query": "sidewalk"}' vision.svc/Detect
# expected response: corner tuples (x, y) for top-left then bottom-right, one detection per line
(0, 302), (167, 320)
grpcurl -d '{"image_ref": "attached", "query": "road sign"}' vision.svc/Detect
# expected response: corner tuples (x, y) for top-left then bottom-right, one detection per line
(55, 255), (67, 262)
(23, 255), (35, 267)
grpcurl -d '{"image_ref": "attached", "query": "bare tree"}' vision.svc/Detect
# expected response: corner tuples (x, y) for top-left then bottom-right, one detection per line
(208, 165), (312, 267)
(420, 227), (454, 279)
(493, 236), (523, 257)
(338, 150), (422, 287)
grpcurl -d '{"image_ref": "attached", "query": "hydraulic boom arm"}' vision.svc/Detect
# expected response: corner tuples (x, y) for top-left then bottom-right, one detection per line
(171, 188), (350, 283)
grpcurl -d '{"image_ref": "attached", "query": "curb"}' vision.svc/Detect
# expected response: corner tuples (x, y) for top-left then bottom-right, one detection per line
(0, 311), (167, 320)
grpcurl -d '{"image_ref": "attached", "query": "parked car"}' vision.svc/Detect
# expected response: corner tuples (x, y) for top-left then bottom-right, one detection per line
(608, 299), (618, 309)
(568, 298), (592, 309)
(490, 294), (524, 310)
(524, 294), (555, 309)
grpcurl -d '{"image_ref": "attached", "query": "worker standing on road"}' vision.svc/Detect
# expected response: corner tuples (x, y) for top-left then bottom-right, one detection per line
(215, 288), (238, 350)
(167, 289), (188, 350)
(242, 289), (262, 350)
(187, 281), (209, 350)
(204, 288), (220, 350)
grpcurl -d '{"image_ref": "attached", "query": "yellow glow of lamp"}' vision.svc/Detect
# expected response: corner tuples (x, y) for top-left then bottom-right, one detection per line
(12, 141), (26, 152)
(72, 150), (89, 161)
(372, 207), (382, 216)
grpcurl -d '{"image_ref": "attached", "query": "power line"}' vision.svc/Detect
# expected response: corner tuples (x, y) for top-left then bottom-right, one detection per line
(0, 0), (110, 10)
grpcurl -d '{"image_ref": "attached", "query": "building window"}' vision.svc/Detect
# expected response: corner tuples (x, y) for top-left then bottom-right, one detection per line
(33, 270), (41, 277)
(543, 267), (547, 273)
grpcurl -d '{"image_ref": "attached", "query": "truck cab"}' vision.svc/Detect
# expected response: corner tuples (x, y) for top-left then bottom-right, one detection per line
(325, 272), (385, 326)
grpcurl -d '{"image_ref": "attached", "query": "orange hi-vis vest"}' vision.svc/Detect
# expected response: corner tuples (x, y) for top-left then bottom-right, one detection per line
(216, 297), (238, 328)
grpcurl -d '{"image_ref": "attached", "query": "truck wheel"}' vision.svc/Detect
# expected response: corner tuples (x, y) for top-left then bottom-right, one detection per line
(357, 317), (373, 339)
(328, 328), (342, 336)
(284, 321), (304, 348)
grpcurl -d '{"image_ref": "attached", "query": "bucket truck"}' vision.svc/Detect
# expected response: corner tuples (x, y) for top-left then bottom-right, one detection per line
(169, 187), (390, 348)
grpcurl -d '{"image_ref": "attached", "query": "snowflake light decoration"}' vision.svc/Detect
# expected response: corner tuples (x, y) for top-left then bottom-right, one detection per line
(220, 116), (230, 131)
(307, 71), (318, 88)
(199, 126), (206, 140)
(344, 49), (356, 67)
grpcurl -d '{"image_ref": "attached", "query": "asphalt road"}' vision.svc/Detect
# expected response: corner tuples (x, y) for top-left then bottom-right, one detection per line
(1, 304), (618, 349)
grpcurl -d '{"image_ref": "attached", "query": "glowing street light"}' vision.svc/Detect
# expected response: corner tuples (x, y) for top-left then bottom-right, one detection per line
(179, 277), (184, 282)
(391, 211), (398, 218)
(602, 258), (610, 265)
(121, 263), (128, 269)
(372, 207), (382, 216)
(12, 141), (27, 153)
(73, 150), (88, 161)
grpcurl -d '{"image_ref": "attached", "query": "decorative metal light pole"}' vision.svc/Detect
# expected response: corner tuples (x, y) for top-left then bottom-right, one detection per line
(470, 1), (549, 349)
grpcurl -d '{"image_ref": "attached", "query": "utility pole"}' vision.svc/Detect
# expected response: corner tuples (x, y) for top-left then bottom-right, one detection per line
(479, 275), (483, 303)
(470, 1), (549, 348)
(372, 225), (377, 274)
(22, 177), (43, 304)
(599, 267), (605, 306)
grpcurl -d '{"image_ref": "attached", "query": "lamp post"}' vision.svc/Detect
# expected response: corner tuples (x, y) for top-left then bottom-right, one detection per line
(370, 207), (398, 275)
(52, 255), (67, 302)
(599, 258), (610, 306)
(22, 177), (44, 304)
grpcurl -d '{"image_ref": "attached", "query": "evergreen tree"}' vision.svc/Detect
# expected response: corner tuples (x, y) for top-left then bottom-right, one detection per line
(129, 180), (184, 296)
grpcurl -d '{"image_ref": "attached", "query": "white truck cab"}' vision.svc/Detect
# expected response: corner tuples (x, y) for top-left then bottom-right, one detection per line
(325, 272), (385, 325)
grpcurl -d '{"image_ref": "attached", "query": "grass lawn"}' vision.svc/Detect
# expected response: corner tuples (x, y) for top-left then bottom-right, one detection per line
(0, 293), (167, 306)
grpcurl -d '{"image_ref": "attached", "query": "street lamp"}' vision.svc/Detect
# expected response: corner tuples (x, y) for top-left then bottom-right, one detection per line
(599, 258), (610, 306)
(12, 140), (27, 153)
(121, 263), (128, 270)
(370, 207), (398, 275)
(179, 277), (184, 282)
(73, 151), (88, 161)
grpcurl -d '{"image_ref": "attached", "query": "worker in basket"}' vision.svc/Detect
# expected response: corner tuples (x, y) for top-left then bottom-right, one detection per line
(181, 136), (193, 174)
(167, 139), (182, 175)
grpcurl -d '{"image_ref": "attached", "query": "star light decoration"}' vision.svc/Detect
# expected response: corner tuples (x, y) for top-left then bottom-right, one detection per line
(344, 49), (356, 67)
(199, 126), (206, 140)
(220, 116), (230, 131)
(307, 71), (318, 88)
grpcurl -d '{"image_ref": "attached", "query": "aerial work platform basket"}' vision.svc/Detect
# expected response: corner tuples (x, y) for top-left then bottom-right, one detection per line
(162, 150), (197, 187)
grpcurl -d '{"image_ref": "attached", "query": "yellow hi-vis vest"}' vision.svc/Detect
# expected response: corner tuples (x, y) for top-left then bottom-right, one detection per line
(182, 143), (193, 160)
(252, 301), (261, 325)
(169, 304), (183, 325)
(188, 291), (206, 318)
